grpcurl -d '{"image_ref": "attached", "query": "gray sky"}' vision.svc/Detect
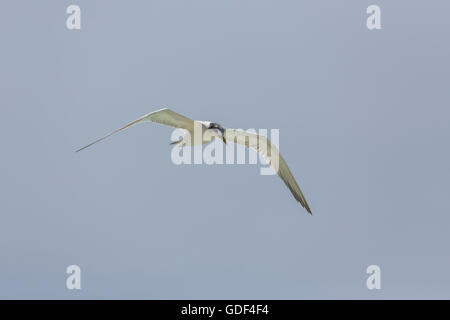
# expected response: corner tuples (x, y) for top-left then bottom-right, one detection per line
(1, 0), (449, 299)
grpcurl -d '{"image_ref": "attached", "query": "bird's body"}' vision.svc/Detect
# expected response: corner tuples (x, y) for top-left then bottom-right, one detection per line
(77, 108), (312, 214)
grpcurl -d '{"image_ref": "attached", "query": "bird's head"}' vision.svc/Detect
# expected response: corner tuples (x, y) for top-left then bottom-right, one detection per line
(207, 122), (225, 136)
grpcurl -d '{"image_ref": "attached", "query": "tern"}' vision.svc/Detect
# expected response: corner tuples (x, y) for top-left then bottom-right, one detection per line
(76, 108), (312, 214)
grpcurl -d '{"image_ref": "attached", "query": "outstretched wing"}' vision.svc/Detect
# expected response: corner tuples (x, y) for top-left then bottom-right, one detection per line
(224, 129), (312, 214)
(76, 108), (195, 152)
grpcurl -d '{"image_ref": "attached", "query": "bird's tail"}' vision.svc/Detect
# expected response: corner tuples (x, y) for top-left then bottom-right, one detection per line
(170, 138), (183, 145)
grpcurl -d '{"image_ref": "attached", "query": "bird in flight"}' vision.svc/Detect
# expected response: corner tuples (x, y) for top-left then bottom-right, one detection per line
(76, 108), (312, 214)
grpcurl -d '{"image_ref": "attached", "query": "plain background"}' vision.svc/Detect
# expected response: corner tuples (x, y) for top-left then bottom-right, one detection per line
(1, 0), (449, 299)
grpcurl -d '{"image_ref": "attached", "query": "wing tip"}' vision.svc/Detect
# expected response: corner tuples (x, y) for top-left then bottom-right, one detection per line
(75, 143), (94, 153)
